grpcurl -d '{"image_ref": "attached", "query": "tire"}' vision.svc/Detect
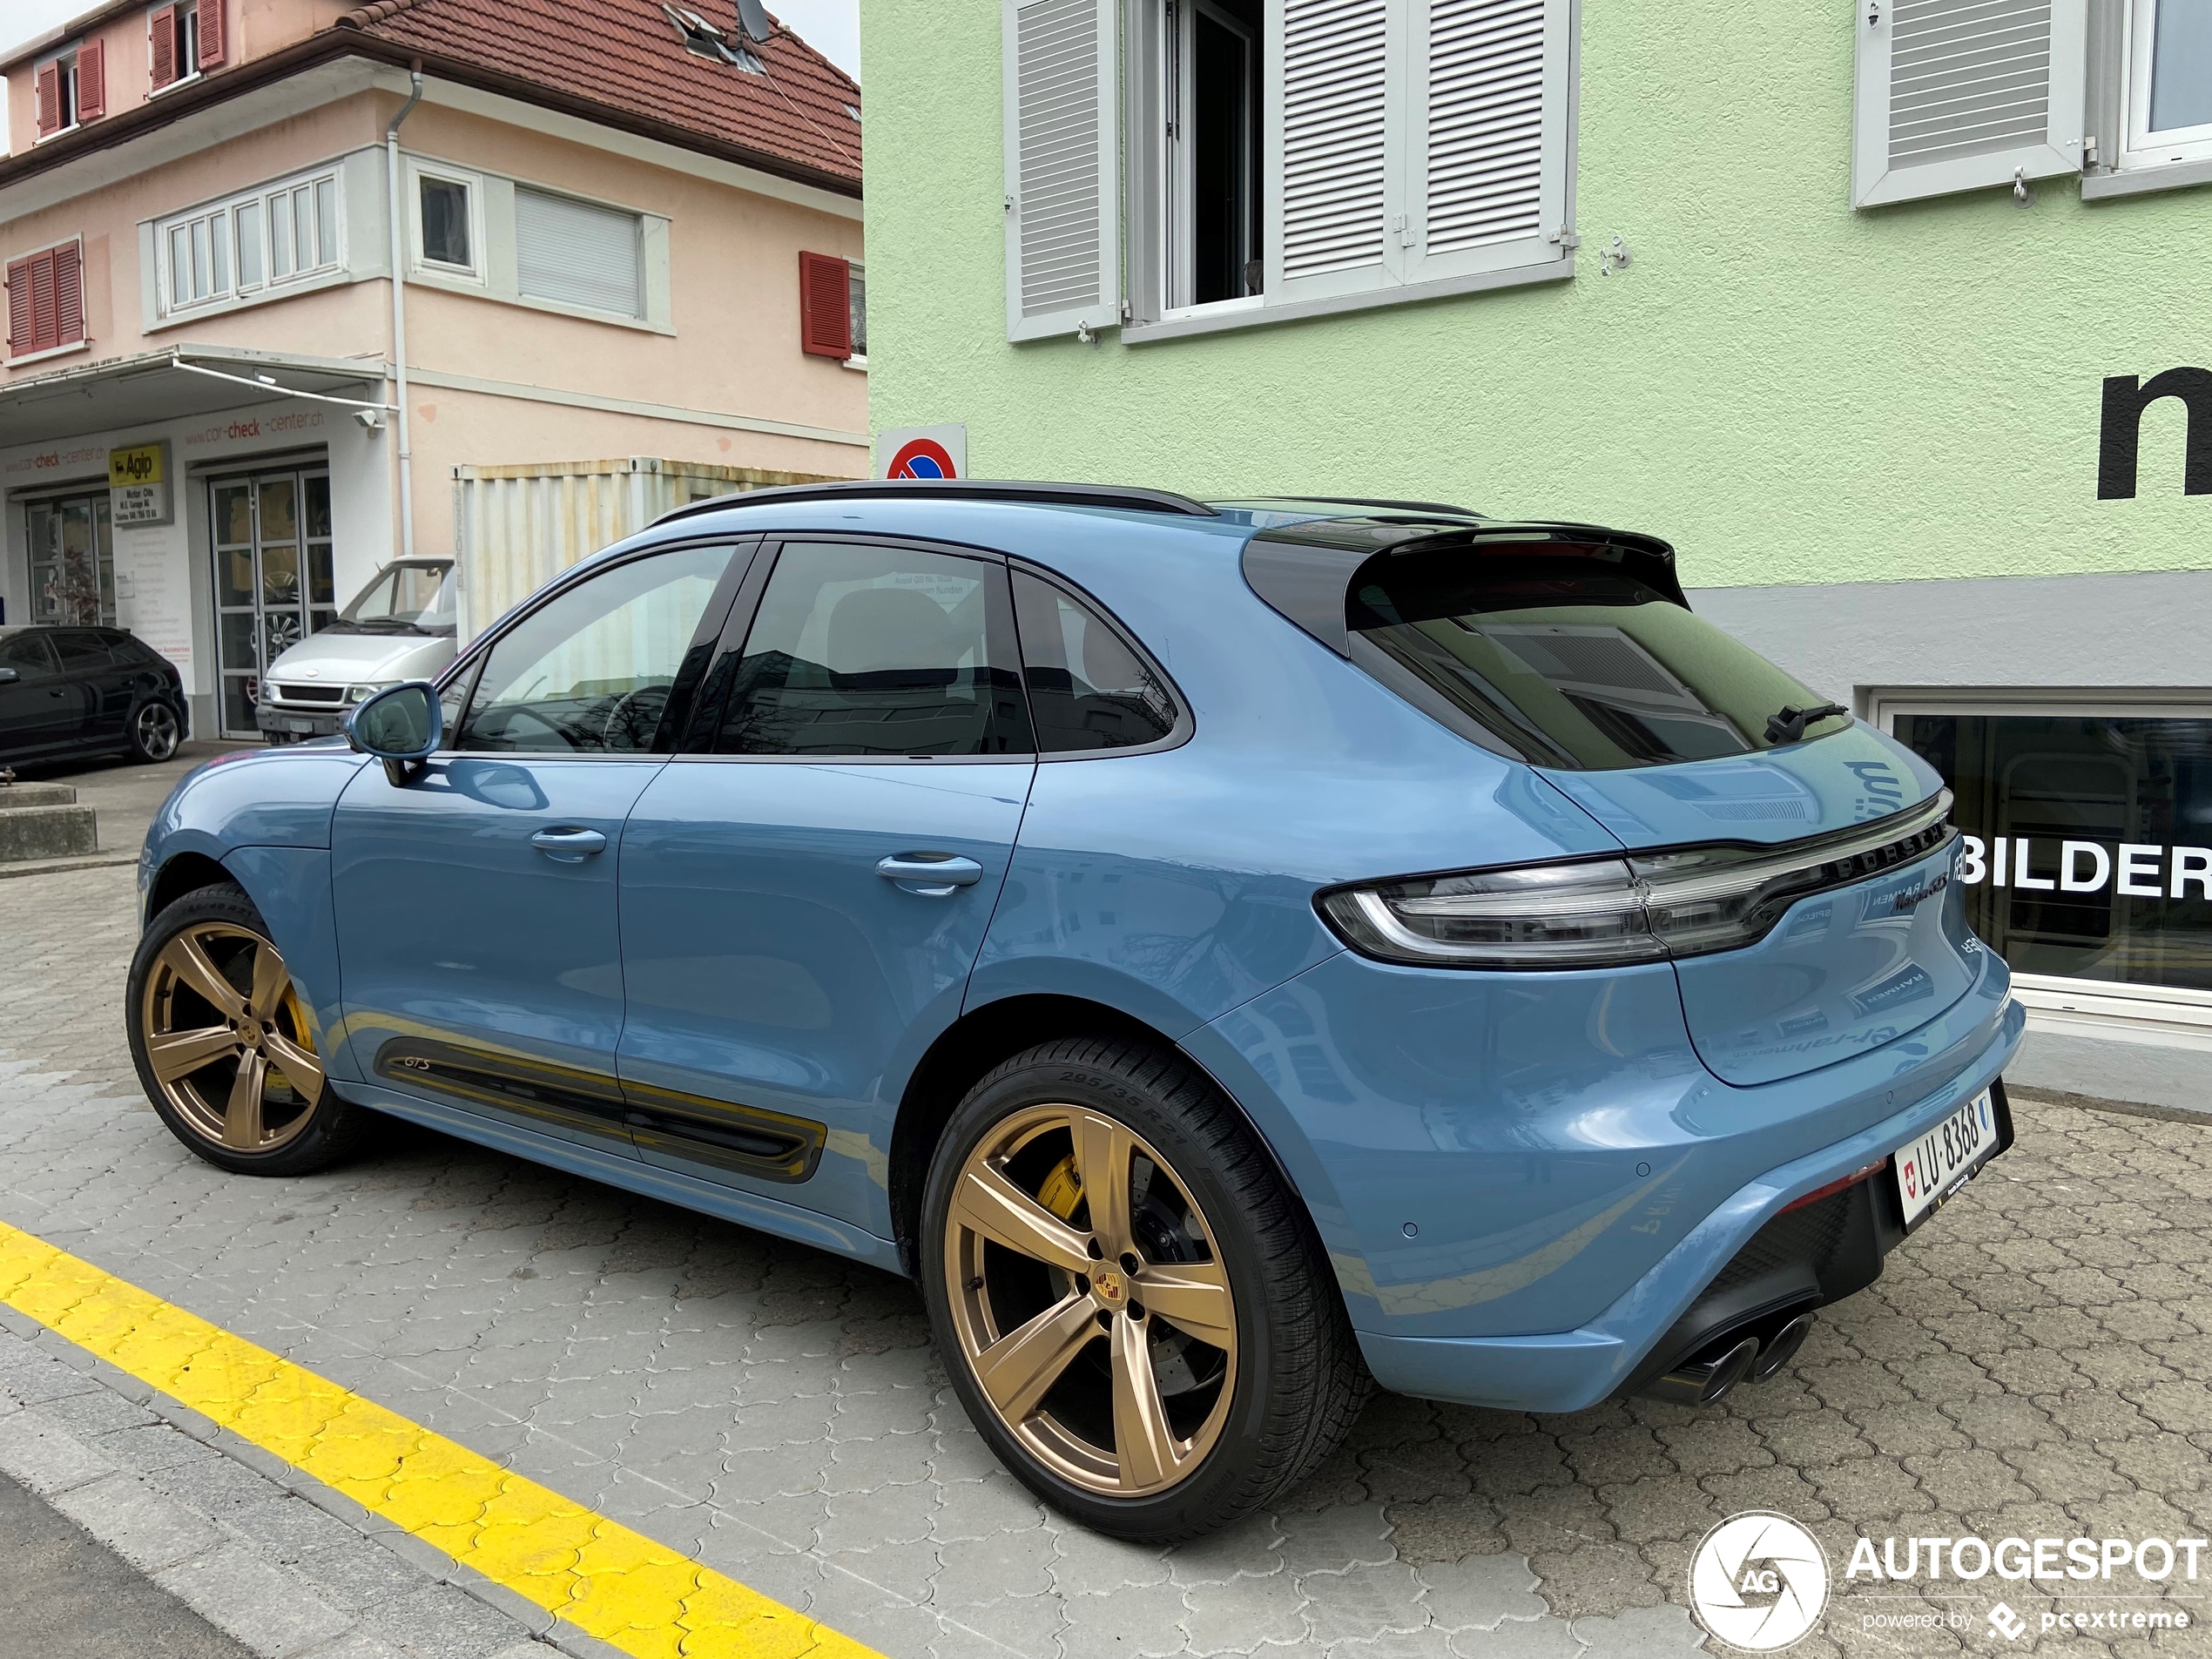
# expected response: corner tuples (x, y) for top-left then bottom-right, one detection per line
(125, 882), (371, 1177)
(127, 698), (182, 762)
(920, 1036), (1372, 1541)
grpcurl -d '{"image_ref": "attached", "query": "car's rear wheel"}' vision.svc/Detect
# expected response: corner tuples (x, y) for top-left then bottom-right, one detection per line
(921, 1036), (1370, 1541)
(128, 699), (181, 762)
(126, 883), (369, 1176)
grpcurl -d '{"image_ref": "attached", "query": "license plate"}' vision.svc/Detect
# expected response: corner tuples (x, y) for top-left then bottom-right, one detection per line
(1893, 1089), (1999, 1231)
(284, 717), (316, 732)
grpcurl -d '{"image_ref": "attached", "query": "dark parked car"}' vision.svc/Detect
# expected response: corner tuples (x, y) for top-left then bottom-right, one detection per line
(0, 625), (188, 765)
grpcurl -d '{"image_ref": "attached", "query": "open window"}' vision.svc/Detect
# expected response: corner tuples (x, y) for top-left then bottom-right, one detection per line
(1167, 1), (1263, 309)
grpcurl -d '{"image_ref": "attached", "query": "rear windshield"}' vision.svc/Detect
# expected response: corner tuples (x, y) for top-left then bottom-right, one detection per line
(1348, 549), (1847, 771)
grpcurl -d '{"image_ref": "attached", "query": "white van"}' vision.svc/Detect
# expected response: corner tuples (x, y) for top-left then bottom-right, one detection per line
(256, 559), (456, 743)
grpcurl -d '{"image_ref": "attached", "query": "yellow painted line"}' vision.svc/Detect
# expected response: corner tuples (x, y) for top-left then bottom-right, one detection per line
(0, 1220), (882, 1659)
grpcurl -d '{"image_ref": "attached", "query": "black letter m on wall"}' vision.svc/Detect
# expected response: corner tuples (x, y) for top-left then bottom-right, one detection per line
(2100, 368), (2212, 499)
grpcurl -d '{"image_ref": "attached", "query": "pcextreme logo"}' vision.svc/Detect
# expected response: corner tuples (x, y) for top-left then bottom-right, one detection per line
(1690, 1512), (1831, 1651)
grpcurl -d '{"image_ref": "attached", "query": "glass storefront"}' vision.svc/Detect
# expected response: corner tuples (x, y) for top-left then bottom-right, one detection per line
(210, 466), (335, 737)
(25, 492), (116, 626)
(1894, 710), (2212, 994)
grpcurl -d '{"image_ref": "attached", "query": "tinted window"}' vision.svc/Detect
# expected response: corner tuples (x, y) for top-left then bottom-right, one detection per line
(458, 544), (733, 754)
(1011, 571), (1177, 752)
(51, 631), (111, 671)
(713, 543), (1030, 757)
(1349, 550), (1845, 771)
(0, 633), (59, 682)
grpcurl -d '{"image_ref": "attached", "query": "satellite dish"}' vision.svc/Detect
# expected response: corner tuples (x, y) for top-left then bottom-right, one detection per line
(734, 0), (772, 43)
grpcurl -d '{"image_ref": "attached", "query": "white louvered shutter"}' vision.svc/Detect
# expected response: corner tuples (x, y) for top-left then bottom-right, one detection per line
(1404, 0), (1572, 285)
(1851, 0), (2086, 207)
(1264, 0), (1401, 303)
(1002, 0), (1120, 342)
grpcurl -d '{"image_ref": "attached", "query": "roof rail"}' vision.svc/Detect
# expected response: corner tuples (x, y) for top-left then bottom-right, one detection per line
(654, 478), (1220, 527)
(1240, 495), (1484, 518)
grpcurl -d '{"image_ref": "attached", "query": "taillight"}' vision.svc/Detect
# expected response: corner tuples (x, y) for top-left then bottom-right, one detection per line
(1318, 790), (1955, 970)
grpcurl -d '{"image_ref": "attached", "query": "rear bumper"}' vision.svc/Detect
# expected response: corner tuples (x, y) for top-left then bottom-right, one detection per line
(1353, 1008), (2024, 1413)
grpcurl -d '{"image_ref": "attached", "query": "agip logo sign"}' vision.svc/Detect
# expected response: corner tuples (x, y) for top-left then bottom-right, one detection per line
(107, 440), (173, 527)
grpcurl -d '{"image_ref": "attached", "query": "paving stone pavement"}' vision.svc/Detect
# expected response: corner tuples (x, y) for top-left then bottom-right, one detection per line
(3, 862), (2210, 1656)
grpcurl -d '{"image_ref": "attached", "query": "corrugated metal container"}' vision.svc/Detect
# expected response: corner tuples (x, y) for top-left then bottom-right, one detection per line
(450, 456), (838, 639)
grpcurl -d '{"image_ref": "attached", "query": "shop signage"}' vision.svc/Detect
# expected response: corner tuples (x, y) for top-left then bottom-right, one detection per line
(108, 440), (173, 527)
(1960, 837), (2212, 899)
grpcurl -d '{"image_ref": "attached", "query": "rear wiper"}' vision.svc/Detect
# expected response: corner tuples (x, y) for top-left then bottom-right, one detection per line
(1764, 702), (1849, 745)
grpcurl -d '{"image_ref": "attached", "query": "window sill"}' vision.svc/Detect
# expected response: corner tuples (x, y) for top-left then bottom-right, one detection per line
(32, 122), (83, 145)
(1120, 257), (1574, 345)
(151, 266), (354, 329)
(452, 280), (672, 336)
(148, 71), (204, 99)
(841, 354), (867, 372)
(6, 337), (91, 368)
(2081, 158), (2212, 200)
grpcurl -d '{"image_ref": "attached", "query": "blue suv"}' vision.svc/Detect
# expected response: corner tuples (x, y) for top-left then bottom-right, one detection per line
(127, 482), (2020, 1541)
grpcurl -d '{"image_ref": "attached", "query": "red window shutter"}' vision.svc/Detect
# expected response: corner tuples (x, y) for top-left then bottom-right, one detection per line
(197, 0), (225, 70)
(5, 258), (32, 355)
(26, 250), (61, 354)
(150, 8), (176, 89)
(35, 61), (60, 135)
(799, 251), (852, 358)
(52, 244), (84, 347)
(75, 40), (105, 120)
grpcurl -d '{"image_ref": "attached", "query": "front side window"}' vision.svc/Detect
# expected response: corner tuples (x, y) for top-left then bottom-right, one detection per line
(0, 632), (60, 681)
(458, 544), (733, 754)
(1348, 546), (1846, 771)
(2128, 0), (2212, 165)
(1894, 709), (2212, 995)
(1011, 570), (1177, 752)
(712, 543), (1031, 757)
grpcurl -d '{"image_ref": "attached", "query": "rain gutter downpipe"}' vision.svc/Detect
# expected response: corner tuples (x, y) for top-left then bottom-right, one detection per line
(386, 64), (424, 560)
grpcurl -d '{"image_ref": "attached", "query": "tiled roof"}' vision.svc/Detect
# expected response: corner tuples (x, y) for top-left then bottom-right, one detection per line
(338, 0), (860, 189)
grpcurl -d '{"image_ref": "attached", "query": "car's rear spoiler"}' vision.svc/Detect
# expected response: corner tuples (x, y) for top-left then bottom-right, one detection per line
(1240, 520), (1687, 659)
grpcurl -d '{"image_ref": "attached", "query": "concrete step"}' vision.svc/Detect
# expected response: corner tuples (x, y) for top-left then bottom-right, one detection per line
(0, 803), (98, 863)
(0, 783), (80, 808)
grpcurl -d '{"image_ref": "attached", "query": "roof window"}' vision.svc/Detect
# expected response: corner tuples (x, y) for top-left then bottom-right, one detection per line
(662, 5), (763, 72)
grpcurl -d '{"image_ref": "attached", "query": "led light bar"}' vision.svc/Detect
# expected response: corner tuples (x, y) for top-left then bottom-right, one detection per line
(1318, 790), (1956, 969)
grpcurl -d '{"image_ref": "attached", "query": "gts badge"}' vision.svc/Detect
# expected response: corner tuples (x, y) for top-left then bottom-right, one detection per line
(1889, 872), (1949, 914)
(396, 1055), (434, 1072)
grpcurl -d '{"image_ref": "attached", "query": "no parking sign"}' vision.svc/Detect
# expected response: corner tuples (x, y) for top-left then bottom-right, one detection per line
(875, 422), (967, 481)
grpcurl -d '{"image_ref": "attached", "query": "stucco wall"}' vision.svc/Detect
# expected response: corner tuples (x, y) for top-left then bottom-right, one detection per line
(860, 0), (2212, 592)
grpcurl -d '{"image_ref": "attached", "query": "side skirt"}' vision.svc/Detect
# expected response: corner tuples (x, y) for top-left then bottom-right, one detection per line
(347, 1082), (907, 1278)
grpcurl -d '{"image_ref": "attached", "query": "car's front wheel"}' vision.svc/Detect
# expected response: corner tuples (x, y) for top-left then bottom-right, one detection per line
(128, 698), (181, 762)
(126, 882), (369, 1176)
(921, 1037), (1370, 1541)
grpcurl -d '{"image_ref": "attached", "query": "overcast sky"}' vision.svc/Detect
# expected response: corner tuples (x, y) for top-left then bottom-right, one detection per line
(1, 0), (862, 145)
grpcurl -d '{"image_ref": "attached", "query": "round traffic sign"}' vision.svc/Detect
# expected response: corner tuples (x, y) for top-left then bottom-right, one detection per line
(887, 437), (957, 480)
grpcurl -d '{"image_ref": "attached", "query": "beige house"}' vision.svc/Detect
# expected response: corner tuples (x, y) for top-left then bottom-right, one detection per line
(1, 0), (866, 738)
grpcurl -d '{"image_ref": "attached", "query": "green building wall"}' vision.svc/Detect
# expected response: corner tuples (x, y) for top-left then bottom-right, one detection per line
(860, 0), (2211, 591)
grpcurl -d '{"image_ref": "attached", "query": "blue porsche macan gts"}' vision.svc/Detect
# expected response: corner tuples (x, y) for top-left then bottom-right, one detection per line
(127, 482), (2021, 1541)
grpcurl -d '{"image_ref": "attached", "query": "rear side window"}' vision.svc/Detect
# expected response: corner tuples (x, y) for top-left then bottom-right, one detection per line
(1349, 550), (1846, 771)
(713, 543), (1031, 757)
(1011, 570), (1177, 752)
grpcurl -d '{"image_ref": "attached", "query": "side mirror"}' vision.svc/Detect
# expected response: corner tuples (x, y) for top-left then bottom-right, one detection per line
(344, 681), (443, 785)
(0, 667), (17, 685)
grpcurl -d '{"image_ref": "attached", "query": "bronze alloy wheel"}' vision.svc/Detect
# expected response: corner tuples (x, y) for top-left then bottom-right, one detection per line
(138, 921), (325, 1153)
(943, 1103), (1238, 1498)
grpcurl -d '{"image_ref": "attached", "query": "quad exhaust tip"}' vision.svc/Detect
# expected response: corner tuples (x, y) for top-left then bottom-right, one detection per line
(1643, 1312), (1816, 1407)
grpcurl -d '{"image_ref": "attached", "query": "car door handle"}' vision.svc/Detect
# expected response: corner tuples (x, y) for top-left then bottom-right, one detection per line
(531, 826), (608, 862)
(877, 853), (984, 895)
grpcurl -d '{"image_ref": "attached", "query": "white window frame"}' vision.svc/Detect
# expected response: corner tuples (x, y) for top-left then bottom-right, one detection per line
(33, 48), (80, 142)
(152, 164), (346, 319)
(1116, 0), (1578, 346)
(2124, 0), (2212, 166)
(843, 259), (867, 369)
(149, 2), (203, 97)
(1871, 686), (2212, 1047)
(407, 158), (487, 285)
